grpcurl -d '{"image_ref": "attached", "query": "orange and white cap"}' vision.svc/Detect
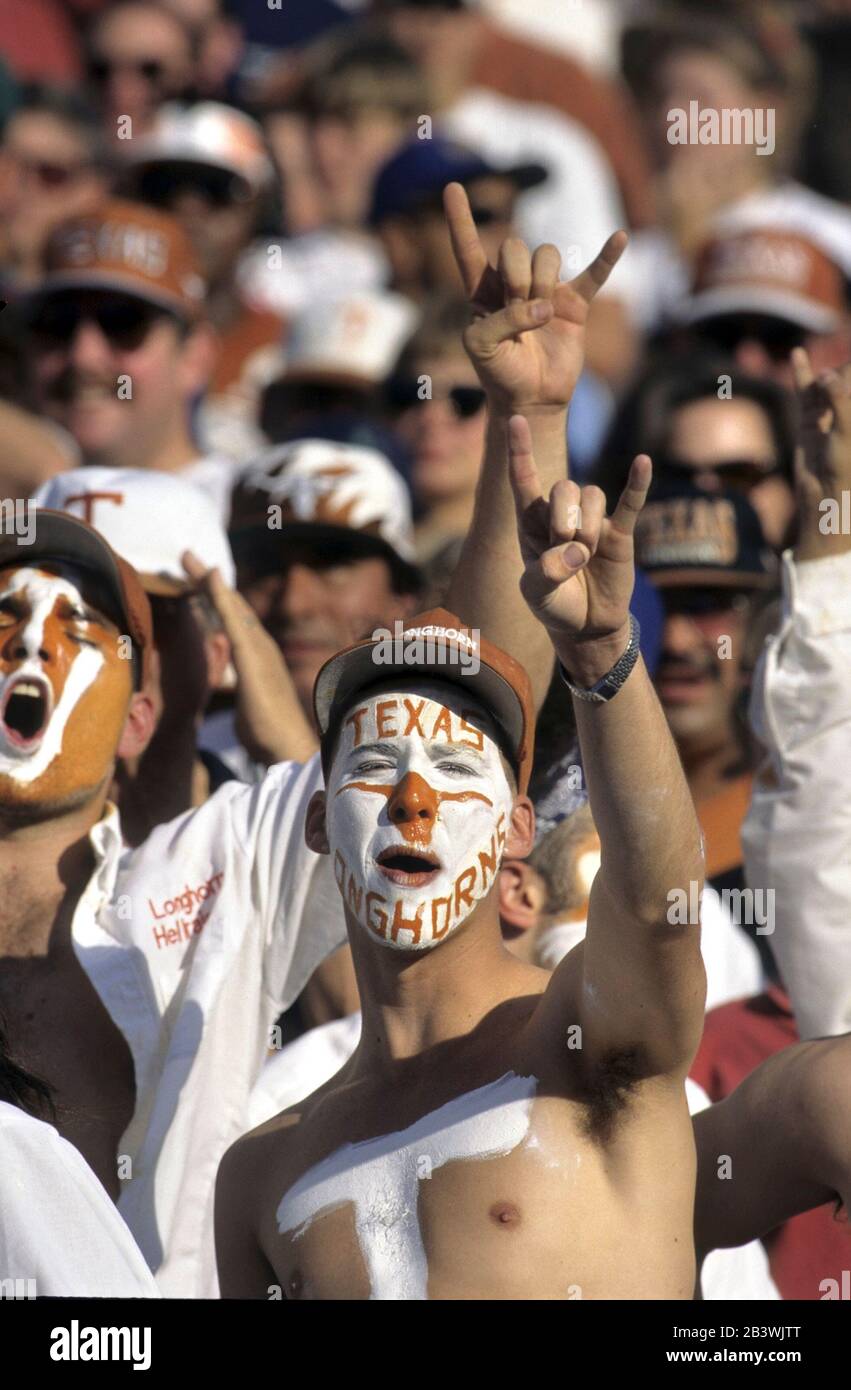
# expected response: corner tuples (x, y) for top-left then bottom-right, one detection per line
(36, 199), (206, 320)
(314, 607), (535, 794)
(127, 102), (275, 196)
(681, 228), (845, 334)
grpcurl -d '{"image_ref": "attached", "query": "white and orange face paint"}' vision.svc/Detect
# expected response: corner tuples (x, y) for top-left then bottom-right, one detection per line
(0, 565), (131, 809)
(326, 682), (516, 952)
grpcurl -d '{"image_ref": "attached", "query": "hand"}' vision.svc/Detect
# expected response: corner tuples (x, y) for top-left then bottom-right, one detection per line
(508, 415), (651, 684)
(444, 182), (627, 413)
(182, 551), (318, 766)
(791, 347), (851, 563)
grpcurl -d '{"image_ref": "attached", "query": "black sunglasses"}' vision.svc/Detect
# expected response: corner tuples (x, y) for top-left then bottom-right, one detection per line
(386, 377), (486, 419)
(29, 295), (180, 351)
(657, 456), (781, 493)
(660, 586), (753, 617)
(135, 163), (251, 211)
(87, 56), (168, 85)
(697, 314), (806, 362)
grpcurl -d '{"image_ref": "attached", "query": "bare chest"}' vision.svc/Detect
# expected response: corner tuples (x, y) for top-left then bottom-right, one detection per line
(265, 1074), (693, 1300)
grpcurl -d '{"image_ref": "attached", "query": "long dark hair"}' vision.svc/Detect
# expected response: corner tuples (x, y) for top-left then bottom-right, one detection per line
(0, 1014), (55, 1121)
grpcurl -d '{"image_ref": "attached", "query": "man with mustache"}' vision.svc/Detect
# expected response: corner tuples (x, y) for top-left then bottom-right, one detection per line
(24, 199), (237, 521)
(215, 426), (708, 1299)
(633, 483), (777, 973)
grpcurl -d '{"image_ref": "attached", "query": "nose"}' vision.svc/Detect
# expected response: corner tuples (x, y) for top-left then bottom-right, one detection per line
(281, 563), (328, 621)
(662, 612), (701, 656)
(386, 771), (439, 833)
(67, 318), (114, 370)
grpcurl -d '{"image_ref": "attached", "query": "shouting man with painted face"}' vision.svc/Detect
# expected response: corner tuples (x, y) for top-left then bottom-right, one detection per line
(216, 417), (708, 1299)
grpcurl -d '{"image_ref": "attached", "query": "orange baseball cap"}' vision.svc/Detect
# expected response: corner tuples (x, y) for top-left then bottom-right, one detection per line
(36, 199), (206, 320)
(683, 228), (845, 334)
(314, 607), (535, 793)
(0, 510), (154, 687)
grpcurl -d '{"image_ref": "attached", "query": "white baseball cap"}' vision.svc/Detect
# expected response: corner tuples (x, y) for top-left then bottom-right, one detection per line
(282, 291), (418, 388)
(33, 466), (236, 592)
(126, 101), (274, 197)
(230, 438), (420, 588)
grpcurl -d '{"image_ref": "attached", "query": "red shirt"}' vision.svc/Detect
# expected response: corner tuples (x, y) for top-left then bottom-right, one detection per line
(692, 987), (849, 1300)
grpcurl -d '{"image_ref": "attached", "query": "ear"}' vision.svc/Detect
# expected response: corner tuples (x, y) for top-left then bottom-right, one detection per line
(305, 788), (330, 855)
(498, 859), (546, 930)
(178, 321), (218, 398)
(204, 630), (232, 692)
(117, 690), (157, 760)
(505, 793), (535, 859)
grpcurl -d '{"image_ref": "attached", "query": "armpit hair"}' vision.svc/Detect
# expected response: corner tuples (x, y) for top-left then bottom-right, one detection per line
(578, 1045), (645, 1144)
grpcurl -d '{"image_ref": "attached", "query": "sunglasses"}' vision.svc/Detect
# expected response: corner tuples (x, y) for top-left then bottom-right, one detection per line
(14, 156), (91, 189)
(697, 315), (806, 362)
(135, 163), (251, 211)
(386, 377), (486, 419)
(29, 295), (180, 351)
(660, 587), (753, 618)
(657, 456), (781, 493)
(87, 56), (168, 85)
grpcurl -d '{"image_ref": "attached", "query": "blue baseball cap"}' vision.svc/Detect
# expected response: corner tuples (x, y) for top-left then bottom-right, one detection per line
(369, 134), (547, 227)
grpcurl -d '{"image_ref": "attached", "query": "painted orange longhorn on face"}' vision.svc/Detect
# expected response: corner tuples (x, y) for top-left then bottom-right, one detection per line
(336, 770), (493, 847)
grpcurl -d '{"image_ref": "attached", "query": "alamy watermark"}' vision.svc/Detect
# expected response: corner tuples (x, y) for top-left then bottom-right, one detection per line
(667, 102), (775, 156)
(0, 499), (35, 545)
(371, 620), (480, 676)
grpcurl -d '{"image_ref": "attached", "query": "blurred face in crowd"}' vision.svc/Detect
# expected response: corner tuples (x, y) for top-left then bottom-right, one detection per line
(383, 176), (517, 298)
(88, 2), (193, 139)
(1, 109), (106, 248)
(653, 583), (751, 754)
(661, 395), (794, 549)
(0, 562), (142, 819)
(697, 313), (851, 395)
(650, 48), (770, 172)
(382, 4), (480, 102)
(310, 103), (410, 227)
(29, 291), (211, 470)
(134, 163), (259, 285)
(240, 541), (414, 719)
(391, 348), (486, 511)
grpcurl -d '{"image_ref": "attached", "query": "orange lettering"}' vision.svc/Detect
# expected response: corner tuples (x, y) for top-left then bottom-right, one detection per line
(345, 705), (368, 746)
(346, 873), (363, 917)
(334, 849), (347, 895)
(459, 713), (484, 751)
(402, 697), (426, 737)
(376, 699), (399, 738)
(430, 705), (452, 739)
(431, 896), (452, 940)
(390, 898), (424, 946)
(454, 865), (477, 916)
(365, 891), (388, 939)
(478, 835), (497, 888)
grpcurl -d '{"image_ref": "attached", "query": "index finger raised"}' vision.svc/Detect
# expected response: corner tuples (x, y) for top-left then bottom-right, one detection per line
(444, 182), (489, 298)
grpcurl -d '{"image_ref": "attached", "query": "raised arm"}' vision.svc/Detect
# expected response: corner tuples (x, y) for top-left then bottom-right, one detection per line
(693, 1036), (851, 1259)
(508, 422), (705, 1077)
(442, 182), (626, 709)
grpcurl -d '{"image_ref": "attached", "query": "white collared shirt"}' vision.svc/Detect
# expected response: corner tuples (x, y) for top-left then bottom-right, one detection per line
(71, 754), (344, 1298)
(743, 548), (851, 1039)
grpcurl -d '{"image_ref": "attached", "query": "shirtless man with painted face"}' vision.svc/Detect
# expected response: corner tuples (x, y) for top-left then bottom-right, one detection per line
(216, 414), (708, 1299)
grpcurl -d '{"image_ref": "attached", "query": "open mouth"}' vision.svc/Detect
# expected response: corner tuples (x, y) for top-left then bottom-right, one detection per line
(0, 675), (53, 750)
(376, 846), (441, 888)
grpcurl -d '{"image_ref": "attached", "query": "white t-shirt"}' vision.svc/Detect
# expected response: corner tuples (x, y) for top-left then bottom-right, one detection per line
(0, 1100), (159, 1298)
(73, 754), (345, 1298)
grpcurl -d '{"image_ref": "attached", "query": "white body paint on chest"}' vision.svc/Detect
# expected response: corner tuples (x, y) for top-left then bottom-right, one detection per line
(0, 569), (104, 783)
(277, 1071), (537, 1300)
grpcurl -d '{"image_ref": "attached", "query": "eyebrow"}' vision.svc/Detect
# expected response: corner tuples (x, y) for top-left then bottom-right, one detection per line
(426, 741), (484, 761)
(347, 742), (400, 760)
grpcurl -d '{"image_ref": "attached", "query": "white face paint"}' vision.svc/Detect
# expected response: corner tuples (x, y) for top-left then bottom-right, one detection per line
(325, 683), (516, 951)
(0, 568), (105, 784)
(277, 1072), (537, 1300)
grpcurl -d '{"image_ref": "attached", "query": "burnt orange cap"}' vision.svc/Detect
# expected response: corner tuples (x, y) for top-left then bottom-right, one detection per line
(37, 199), (206, 320)
(314, 607), (535, 793)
